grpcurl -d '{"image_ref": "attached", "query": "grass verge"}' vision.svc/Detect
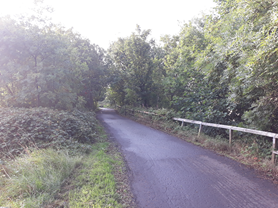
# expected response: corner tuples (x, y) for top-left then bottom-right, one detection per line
(0, 108), (135, 208)
(68, 142), (121, 207)
(68, 142), (133, 208)
(0, 140), (135, 208)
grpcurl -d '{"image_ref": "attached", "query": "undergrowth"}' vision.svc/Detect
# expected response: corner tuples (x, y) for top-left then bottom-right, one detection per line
(0, 107), (98, 160)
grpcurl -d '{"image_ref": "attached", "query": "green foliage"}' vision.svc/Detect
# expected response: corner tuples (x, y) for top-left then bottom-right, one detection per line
(200, 0), (278, 132)
(0, 107), (99, 159)
(157, 0), (278, 135)
(108, 1), (278, 139)
(108, 25), (164, 107)
(0, 12), (108, 110)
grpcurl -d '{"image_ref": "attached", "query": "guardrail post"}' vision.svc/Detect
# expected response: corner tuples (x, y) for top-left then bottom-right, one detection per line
(229, 128), (232, 148)
(198, 122), (202, 137)
(181, 121), (184, 127)
(272, 136), (276, 164)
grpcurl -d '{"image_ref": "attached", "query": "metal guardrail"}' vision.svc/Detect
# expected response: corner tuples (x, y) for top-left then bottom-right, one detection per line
(172, 117), (278, 163)
(116, 106), (278, 164)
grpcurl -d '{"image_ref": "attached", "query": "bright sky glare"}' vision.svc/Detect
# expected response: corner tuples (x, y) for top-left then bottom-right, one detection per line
(0, 0), (216, 49)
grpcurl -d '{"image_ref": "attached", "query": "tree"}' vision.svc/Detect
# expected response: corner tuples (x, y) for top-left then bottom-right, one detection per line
(200, 0), (278, 131)
(0, 14), (107, 110)
(108, 25), (161, 107)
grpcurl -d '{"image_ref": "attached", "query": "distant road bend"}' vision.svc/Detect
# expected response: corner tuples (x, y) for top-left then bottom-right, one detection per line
(98, 108), (278, 208)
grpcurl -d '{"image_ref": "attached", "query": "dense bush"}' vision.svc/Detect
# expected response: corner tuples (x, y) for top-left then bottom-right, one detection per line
(0, 107), (99, 159)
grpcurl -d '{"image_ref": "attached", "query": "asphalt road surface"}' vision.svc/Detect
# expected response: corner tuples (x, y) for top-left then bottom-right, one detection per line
(98, 108), (278, 208)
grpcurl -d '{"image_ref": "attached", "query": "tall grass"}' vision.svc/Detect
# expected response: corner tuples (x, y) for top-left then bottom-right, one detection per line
(0, 149), (82, 207)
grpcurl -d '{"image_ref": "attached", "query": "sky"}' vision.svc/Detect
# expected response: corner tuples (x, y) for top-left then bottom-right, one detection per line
(0, 0), (216, 49)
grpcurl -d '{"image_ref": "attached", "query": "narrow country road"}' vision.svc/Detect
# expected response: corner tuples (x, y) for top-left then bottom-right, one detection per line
(98, 108), (278, 208)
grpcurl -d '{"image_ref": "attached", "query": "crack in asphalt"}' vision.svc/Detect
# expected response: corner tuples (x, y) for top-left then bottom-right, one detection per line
(98, 108), (278, 208)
